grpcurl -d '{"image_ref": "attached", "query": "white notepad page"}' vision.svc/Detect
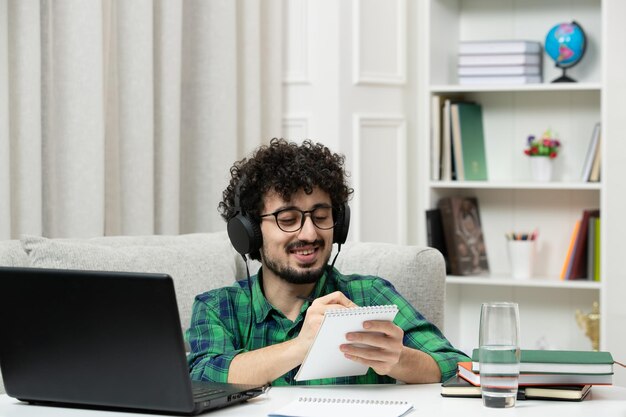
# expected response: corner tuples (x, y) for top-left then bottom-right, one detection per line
(294, 305), (399, 381)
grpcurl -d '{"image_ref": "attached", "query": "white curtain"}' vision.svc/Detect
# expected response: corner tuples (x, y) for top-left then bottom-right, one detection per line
(0, 0), (282, 239)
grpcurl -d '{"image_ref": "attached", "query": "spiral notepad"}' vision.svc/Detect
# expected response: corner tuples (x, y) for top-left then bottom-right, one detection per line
(268, 395), (413, 417)
(294, 305), (399, 381)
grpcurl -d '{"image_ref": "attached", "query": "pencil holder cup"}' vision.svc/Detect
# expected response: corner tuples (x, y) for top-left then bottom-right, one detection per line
(507, 240), (535, 279)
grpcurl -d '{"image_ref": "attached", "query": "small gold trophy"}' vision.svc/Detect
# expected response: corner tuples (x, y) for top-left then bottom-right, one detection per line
(575, 301), (600, 351)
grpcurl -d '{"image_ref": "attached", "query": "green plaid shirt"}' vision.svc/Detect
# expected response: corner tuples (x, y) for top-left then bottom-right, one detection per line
(186, 267), (468, 385)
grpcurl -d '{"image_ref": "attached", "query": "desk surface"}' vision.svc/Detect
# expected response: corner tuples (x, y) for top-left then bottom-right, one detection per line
(1, 384), (625, 417)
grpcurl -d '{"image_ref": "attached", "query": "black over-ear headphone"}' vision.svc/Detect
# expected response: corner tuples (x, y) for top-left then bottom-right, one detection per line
(227, 176), (351, 255)
(227, 175), (263, 256)
(332, 204), (350, 246)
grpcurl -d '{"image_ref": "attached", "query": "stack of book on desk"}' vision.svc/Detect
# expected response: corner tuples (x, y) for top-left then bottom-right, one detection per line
(442, 349), (613, 401)
(457, 40), (543, 85)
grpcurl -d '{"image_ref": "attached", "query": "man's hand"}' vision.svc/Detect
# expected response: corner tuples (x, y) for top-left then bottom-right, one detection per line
(294, 291), (357, 353)
(339, 320), (404, 376)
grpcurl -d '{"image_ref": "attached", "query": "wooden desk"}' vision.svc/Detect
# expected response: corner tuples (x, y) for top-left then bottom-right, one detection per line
(1, 384), (625, 416)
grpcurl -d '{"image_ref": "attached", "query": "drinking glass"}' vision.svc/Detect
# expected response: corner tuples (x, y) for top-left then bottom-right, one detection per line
(479, 302), (521, 408)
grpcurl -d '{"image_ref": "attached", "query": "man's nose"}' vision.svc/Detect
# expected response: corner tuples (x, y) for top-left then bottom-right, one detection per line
(297, 214), (317, 240)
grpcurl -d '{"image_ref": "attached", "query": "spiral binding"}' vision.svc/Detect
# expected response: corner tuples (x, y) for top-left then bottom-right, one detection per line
(325, 305), (398, 317)
(296, 396), (408, 405)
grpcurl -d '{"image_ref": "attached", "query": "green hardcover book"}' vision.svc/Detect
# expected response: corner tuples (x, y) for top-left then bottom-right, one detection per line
(471, 349), (614, 374)
(456, 102), (488, 181)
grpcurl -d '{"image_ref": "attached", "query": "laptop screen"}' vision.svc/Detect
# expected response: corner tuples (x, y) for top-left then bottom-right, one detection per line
(0, 267), (198, 413)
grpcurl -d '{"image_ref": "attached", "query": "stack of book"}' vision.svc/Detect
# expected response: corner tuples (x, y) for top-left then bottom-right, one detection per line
(429, 97), (488, 182)
(442, 349), (614, 402)
(457, 40), (543, 85)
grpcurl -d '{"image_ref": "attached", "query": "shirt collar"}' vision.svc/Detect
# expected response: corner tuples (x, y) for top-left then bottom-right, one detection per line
(250, 269), (273, 323)
(250, 267), (334, 323)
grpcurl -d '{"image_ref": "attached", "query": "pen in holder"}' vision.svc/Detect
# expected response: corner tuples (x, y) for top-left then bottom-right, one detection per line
(506, 231), (537, 279)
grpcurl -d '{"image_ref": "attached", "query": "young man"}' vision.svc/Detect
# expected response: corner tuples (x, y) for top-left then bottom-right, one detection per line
(186, 138), (469, 386)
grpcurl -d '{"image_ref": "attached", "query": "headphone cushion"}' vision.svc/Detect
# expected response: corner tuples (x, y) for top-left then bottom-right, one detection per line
(333, 204), (350, 244)
(227, 214), (263, 255)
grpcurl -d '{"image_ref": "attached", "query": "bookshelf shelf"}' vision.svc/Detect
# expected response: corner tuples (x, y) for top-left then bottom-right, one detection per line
(429, 181), (601, 191)
(446, 276), (601, 290)
(431, 83), (602, 94)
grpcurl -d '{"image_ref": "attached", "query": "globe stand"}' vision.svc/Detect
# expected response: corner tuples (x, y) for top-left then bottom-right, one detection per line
(552, 67), (576, 83)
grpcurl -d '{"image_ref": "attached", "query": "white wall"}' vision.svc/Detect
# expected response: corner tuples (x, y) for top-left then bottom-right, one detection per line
(282, 0), (413, 245)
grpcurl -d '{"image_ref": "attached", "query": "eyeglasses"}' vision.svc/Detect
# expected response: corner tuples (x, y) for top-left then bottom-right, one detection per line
(260, 205), (336, 233)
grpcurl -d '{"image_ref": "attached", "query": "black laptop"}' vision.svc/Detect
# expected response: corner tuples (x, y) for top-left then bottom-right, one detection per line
(0, 266), (265, 415)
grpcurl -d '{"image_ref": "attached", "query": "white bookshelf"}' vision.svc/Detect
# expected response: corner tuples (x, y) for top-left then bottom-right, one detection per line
(417, 0), (605, 355)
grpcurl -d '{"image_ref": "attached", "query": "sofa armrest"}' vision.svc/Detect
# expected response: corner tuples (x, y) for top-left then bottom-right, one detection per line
(333, 242), (445, 331)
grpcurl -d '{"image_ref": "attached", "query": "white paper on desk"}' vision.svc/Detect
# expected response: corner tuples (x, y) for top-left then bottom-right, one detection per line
(268, 395), (414, 417)
(294, 305), (399, 381)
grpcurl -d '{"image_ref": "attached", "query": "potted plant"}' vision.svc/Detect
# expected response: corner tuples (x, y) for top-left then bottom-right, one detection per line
(524, 130), (561, 181)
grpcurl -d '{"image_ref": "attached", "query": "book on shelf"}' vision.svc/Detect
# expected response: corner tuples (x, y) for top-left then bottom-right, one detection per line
(425, 208), (451, 274)
(450, 102), (488, 181)
(450, 103), (465, 181)
(569, 209), (601, 280)
(437, 196), (489, 275)
(580, 123), (601, 182)
(430, 94), (458, 181)
(431, 94), (462, 181)
(593, 217), (602, 281)
(441, 98), (453, 181)
(458, 75), (542, 85)
(589, 127), (603, 182)
(458, 53), (541, 67)
(458, 361), (613, 387)
(458, 40), (542, 55)
(587, 213), (598, 280)
(470, 348), (614, 374)
(458, 65), (541, 76)
(430, 94), (442, 180)
(560, 220), (581, 280)
(441, 374), (592, 401)
(294, 305), (398, 381)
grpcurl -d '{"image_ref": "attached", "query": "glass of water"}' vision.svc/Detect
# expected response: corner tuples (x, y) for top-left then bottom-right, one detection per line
(479, 302), (521, 408)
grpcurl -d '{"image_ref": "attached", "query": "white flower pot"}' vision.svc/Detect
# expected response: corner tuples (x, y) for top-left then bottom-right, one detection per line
(530, 157), (553, 182)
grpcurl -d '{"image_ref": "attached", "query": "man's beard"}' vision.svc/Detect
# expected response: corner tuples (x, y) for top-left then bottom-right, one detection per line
(261, 240), (331, 285)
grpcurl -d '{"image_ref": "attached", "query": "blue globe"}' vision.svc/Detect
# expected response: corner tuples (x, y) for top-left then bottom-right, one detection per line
(545, 21), (586, 69)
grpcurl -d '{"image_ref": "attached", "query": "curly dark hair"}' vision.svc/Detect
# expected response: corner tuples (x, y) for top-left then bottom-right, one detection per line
(219, 138), (353, 260)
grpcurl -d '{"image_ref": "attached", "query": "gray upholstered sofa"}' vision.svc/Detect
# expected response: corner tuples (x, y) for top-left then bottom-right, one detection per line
(0, 232), (445, 395)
